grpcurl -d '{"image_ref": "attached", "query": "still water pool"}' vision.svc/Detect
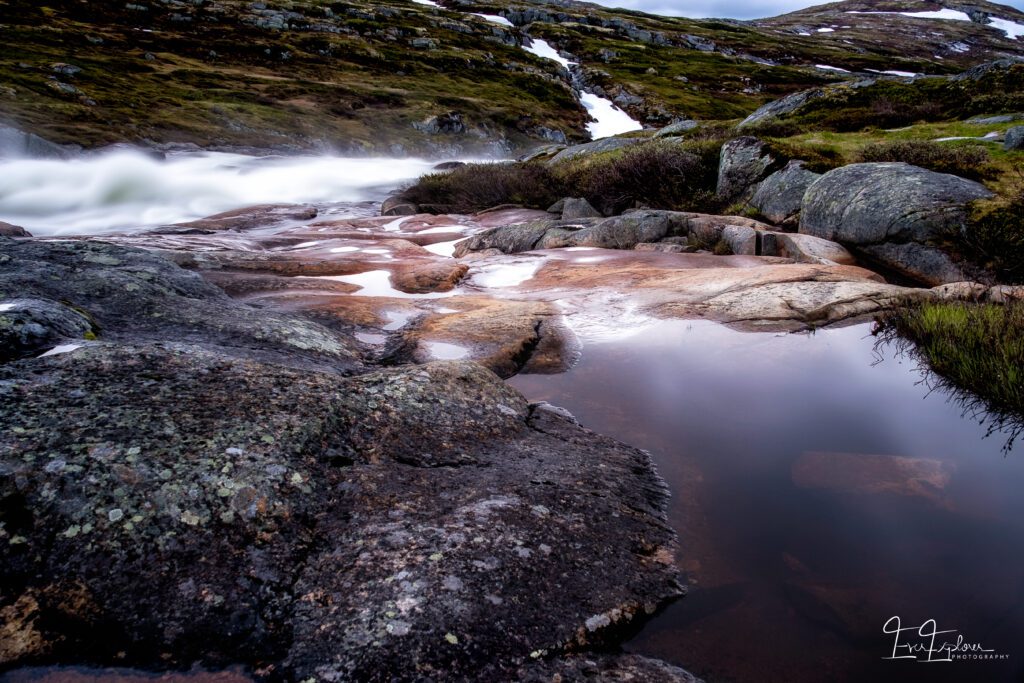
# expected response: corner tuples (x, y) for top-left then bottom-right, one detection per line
(510, 319), (1024, 683)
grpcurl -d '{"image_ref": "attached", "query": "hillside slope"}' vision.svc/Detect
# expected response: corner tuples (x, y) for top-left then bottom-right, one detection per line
(1, 0), (1023, 154)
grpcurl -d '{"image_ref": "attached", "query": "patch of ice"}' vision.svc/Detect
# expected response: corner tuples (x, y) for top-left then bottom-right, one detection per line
(472, 260), (542, 288)
(411, 0), (440, 6)
(38, 343), (84, 358)
(0, 303), (15, 312)
(422, 341), (471, 360)
(847, 9), (970, 21)
(815, 64), (850, 73)
(816, 27), (835, 33)
(866, 69), (920, 77)
(472, 13), (513, 27)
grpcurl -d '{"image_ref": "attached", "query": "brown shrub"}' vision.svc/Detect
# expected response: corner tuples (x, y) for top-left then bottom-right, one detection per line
(400, 162), (564, 213)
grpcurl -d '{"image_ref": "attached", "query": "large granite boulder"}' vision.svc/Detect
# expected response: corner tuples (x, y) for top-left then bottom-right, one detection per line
(800, 163), (993, 285)
(717, 137), (778, 204)
(570, 211), (676, 249)
(748, 160), (820, 225)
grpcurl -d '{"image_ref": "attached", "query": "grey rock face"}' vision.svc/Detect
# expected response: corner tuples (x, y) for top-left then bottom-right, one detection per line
(859, 242), (967, 286)
(548, 136), (643, 164)
(761, 232), (855, 265)
(654, 120), (699, 138)
(737, 89), (825, 130)
(801, 163), (992, 245)
(0, 347), (682, 680)
(413, 111), (466, 135)
(0, 238), (361, 372)
(748, 160), (820, 225)
(800, 163), (992, 284)
(381, 195), (420, 217)
(561, 197), (604, 219)
(0, 124), (76, 159)
(0, 237), (687, 680)
(1005, 125), (1024, 151)
(0, 298), (94, 362)
(717, 137), (777, 204)
(570, 211), (675, 249)
(721, 225), (757, 255)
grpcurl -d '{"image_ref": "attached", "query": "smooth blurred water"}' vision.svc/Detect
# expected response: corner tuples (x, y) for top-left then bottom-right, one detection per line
(0, 150), (439, 236)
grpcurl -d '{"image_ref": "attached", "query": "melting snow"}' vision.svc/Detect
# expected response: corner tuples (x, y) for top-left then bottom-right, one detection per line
(411, 0), (440, 6)
(39, 343), (84, 358)
(580, 92), (644, 138)
(848, 9), (1024, 39)
(0, 303), (15, 312)
(472, 13), (513, 27)
(523, 38), (573, 69)
(815, 64), (850, 73)
(816, 28), (835, 33)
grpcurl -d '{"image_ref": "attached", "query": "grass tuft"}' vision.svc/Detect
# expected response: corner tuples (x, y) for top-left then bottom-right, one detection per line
(877, 300), (1024, 450)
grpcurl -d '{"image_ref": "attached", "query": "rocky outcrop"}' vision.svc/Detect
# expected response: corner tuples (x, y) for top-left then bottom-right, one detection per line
(748, 160), (820, 225)
(0, 124), (77, 159)
(654, 120), (699, 138)
(560, 197), (604, 219)
(800, 163), (993, 285)
(0, 238), (362, 372)
(761, 232), (855, 265)
(164, 204), (318, 233)
(1005, 125), (1024, 151)
(717, 137), (778, 204)
(548, 137), (644, 165)
(382, 196), (420, 217)
(0, 222), (31, 237)
(736, 89), (825, 130)
(0, 238), (686, 680)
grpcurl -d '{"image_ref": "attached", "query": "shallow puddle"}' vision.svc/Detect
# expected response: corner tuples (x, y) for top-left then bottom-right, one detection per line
(509, 320), (1024, 683)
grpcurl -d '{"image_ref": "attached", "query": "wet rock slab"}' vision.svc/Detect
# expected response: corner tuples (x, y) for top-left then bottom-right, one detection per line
(0, 239), (684, 680)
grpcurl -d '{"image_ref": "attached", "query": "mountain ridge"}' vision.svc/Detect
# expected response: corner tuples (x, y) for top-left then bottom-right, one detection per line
(1, 0), (1023, 155)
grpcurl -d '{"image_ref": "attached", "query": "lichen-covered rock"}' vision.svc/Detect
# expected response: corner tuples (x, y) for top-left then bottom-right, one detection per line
(800, 163), (992, 284)
(737, 89), (825, 130)
(748, 160), (820, 225)
(561, 197), (603, 220)
(570, 211), (675, 249)
(801, 163), (992, 245)
(0, 238), (361, 372)
(0, 298), (94, 362)
(381, 196), (420, 217)
(761, 232), (855, 266)
(1005, 125), (1024, 151)
(716, 137), (777, 204)
(654, 120), (698, 138)
(548, 137), (643, 165)
(0, 346), (682, 679)
(721, 225), (757, 255)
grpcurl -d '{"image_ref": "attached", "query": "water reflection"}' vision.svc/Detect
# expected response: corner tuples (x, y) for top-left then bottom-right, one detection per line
(509, 320), (1024, 683)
